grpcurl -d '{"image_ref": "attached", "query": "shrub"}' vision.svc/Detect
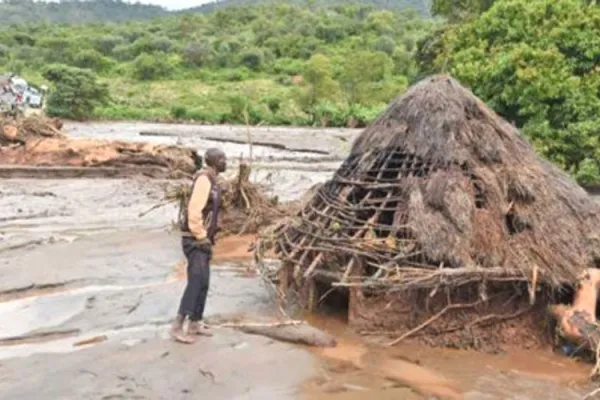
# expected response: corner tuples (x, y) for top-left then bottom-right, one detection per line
(132, 53), (174, 81)
(240, 48), (264, 71)
(42, 64), (109, 120)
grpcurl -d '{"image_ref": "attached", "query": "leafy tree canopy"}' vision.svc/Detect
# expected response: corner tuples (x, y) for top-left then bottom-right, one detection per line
(422, 0), (600, 183)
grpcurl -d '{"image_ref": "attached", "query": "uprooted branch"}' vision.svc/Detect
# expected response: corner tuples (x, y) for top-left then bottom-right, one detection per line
(208, 320), (304, 329)
(206, 317), (336, 347)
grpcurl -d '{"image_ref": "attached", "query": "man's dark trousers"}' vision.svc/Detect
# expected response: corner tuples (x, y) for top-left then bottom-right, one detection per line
(178, 237), (211, 321)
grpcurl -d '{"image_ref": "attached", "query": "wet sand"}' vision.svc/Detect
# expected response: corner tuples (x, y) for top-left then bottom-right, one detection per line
(0, 122), (597, 400)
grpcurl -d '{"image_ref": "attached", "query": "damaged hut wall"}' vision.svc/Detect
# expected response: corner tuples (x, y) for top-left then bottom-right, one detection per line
(348, 283), (553, 352)
(272, 74), (600, 351)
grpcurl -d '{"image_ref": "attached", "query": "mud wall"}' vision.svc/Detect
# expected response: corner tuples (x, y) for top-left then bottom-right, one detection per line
(347, 284), (553, 353)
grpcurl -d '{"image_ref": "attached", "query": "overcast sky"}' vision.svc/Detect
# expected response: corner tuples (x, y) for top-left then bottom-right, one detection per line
(137, 0), (216, 10)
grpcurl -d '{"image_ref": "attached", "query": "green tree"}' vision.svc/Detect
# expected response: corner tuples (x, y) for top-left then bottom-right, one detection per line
(132, 53), (175, 80)
(0, 2), (436, 129)
(92, 35), (125, 56)
(431, 0), (495, 21)
(39, 37), (75, 64)
(304, 54), (341, 105)
(182, 41), (213, 67)
(240, 48), (265, 71)
(42, 64), (109, 120)
(339, 50), (394, 105)
(131, 35), (175, 56)
(428, 0), (600, 182)
(373, 35), (396, 56)
(73, 49), (113, 72)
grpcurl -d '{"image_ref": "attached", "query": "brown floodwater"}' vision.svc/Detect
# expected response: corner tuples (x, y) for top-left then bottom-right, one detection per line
(299, 313), (592, 399)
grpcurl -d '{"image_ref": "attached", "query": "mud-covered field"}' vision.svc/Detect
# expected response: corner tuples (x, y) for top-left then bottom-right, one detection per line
(0, 122), (596, 399)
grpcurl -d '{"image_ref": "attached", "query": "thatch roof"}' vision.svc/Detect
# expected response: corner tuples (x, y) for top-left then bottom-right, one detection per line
(273, 74), (600, 291)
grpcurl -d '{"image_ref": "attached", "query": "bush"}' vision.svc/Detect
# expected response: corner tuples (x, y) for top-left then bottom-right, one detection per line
(182, 41), (213, 67)
(373, 35), (396, 56)
(308, 101), (347, 127)
(132, 53), (174, 81)
(73, 50), (113, 72)
(240, 48), (264, 71)
(39, 37), (74, 64)
(112, 44), (136, 62)
(346, 103), (386, 127)
(6, 60), (25, 75)
(93, 35), (125, 56)
(0, 44), (9, 59)
(227, 95), (270, 124)
(269, 57), (305, 75)
(170, 105), (188, 119)
(131, 35), (175, 56)
(42, 64), (109, 120)
(13, 33), (35, 46)
(0, 44), (8, 65)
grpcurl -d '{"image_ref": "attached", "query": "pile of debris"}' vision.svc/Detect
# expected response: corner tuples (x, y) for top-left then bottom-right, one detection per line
(1, 116), (64, 145)
(0, 116), (199, 178)
(259, 75), (600, 353)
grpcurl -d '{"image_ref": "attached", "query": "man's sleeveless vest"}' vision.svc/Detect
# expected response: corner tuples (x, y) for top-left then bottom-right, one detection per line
(179, 170), (222, 241)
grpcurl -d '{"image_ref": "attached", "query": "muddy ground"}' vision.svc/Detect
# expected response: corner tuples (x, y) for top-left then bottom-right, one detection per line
(0, 122), (597, 399)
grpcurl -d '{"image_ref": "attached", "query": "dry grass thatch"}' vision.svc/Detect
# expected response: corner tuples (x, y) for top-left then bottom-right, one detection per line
(270, 74), (600, 293)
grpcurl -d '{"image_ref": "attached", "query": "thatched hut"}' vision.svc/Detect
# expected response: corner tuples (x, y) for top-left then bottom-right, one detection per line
(269, 75), (600, 352)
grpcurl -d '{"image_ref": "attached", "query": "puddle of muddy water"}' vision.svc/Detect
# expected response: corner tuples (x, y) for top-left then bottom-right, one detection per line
(299, 313), (592, 400)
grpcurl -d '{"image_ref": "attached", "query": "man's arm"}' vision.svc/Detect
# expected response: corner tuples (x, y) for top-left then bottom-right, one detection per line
(187, 175), (211, 241)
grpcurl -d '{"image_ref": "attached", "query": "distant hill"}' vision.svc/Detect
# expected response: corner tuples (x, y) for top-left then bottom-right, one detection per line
(0, 0), (168, 24)
(0, 0), (432, 25)
(186, 0), (432, 17)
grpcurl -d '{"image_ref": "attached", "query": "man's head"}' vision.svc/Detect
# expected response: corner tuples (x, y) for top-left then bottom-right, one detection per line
(204, 148), (227, 174)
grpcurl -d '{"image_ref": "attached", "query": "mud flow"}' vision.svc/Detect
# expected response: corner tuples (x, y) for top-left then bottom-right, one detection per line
(0, 122), (596, 399)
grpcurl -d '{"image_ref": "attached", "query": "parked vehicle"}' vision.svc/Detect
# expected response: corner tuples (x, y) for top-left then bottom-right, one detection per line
(0, 74), (47, 116)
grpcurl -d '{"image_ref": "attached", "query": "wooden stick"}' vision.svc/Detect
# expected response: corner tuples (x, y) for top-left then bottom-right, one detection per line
(583, 387), (600, 400)
(303, 253), (324, 278)
(295, 152), (391, 270)
(341, 257), (356, 283)
(138, 200), (175, 217)
(209, 320), (304, 329)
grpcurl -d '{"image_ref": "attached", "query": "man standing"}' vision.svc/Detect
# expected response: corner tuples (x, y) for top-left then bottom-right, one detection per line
(171, 148), (227, 344)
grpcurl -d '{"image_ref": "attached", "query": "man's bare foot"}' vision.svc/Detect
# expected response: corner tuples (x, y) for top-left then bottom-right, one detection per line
(170, 315), (196, 344)
(188, 321), (213, 337)
(171, 328), (197, 344)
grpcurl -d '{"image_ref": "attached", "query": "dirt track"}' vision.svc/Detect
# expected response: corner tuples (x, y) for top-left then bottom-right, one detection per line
(0, 122), (595, 400)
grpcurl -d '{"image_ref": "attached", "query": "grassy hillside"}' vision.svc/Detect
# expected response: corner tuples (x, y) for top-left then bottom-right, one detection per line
(187, 0), (433, 18)
(0, 0), (168, 24)
(1, 3), (436, 126)
(0, 0), (432, 25)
